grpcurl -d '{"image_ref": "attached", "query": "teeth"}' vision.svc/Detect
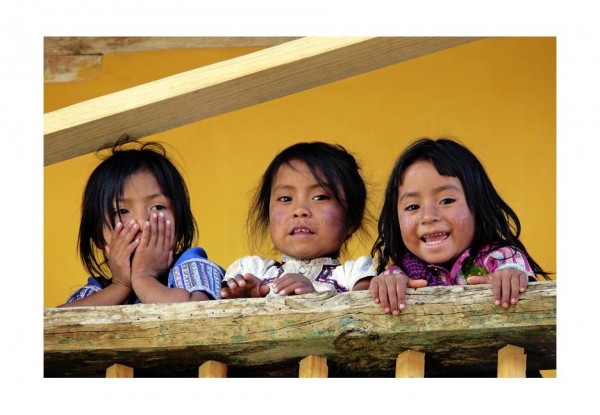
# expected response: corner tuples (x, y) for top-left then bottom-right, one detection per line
(294, 228), (311, 233)
(421, 232), (448, 245)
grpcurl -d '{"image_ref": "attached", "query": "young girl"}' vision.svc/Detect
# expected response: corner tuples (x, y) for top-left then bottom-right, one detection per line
(370, 138), (549, 315)
(221, 142), (376, 299)
(60, 140), (224, 307)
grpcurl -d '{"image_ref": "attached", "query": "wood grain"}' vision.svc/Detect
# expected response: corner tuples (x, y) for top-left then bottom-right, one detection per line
(44, 281), (555, 377)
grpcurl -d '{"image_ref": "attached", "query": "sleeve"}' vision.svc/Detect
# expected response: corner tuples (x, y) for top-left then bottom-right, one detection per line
(224, 256), (278, 282)
(331, 256), (377, 290)
(168, 247), (225, 300)
(66, 276), (103, 303)
(483, 246), (537, 281)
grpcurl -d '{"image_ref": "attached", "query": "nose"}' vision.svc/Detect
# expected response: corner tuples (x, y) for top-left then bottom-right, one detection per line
(292, 199), (311, 218)
(132, 209), (150, 228)
(420, 202), (440, 224)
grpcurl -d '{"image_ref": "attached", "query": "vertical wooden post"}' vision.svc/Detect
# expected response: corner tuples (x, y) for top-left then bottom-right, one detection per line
(299, 355), (328, 378)
(395, 350), (425, 378)
(106, 363), (134, 378)
(497, 344), (527, 378)
(198, 360), (228, 378)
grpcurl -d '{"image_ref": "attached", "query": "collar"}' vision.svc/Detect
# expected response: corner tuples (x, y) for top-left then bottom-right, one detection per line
(280, 256), (341, 268)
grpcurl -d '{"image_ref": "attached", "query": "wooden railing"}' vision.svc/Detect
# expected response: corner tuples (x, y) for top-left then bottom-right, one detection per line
(44, 281), (556, 377)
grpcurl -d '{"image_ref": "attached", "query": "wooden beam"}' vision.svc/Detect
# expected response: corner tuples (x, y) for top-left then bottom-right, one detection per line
(44, 36), (299, 55)
(44, 55), (103, 82)
(497, 344), (527, 378)
(44, 281), (555, 377)
(44, 36), (483, 165)
(299, 355), (328, 378)
(198, 360), (228, 378)
(395, 350), (425, 378)
(106, 363), (133, 378)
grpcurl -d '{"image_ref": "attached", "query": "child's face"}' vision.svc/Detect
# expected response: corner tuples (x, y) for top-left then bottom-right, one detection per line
(269, 159), (350, 260)
(396, 160), (475, 266)
(103, 169), (176, 248)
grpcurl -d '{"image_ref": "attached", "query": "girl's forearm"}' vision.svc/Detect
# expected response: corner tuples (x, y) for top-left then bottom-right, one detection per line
(58, 282), (132, 307)
(132, 275), (196, 304)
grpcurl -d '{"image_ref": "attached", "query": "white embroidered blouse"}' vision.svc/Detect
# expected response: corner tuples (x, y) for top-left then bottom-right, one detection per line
(224, 255), (376, 298)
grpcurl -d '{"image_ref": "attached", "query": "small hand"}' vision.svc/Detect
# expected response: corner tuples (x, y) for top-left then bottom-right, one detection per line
(221, 274), (270, 298)
(271, 273), (315, 296)
(131, 212), (173, 282)
(369, 270), (427, 315)
(104, 220), (140, 289)
(467, 268), (528, 308)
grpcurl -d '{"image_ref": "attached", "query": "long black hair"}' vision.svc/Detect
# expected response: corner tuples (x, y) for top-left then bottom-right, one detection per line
(371, 137), (549, 278)
(248, 141), (368, 257)
(78, 140), (197, 280)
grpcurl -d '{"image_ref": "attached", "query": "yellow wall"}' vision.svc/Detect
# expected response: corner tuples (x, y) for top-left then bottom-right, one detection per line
(44, 37), (556, 307)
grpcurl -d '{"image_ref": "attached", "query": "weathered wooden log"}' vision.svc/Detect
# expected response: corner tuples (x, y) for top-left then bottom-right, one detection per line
(44, 281), (555, 377)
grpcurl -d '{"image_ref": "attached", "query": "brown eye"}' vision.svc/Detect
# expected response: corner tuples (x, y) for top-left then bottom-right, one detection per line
(313, 195), (329, 201)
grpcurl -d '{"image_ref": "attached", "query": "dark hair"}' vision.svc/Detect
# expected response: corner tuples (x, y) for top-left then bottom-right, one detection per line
(249, 141), (367, 257)
(371, 137), (549, 278)
(78, 140), (197, 280)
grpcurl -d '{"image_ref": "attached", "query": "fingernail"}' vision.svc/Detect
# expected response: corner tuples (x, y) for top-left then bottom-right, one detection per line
(511, 298), (517, 304)
(399, 304), (405, 310)
(495, 300), (501, 306)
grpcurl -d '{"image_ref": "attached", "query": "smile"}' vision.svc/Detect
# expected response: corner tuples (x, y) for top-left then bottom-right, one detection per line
(420, 232), (449, 245)
(290, 227), (314, 236)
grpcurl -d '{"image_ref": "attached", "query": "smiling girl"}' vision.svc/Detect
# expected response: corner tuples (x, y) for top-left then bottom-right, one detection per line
(221, 142), (375, 299)
(370, 138), (549, 315)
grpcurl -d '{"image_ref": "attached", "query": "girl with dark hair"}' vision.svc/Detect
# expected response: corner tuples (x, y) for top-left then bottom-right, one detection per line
(370, 138), (549, 315)
(60, 140), (224, 307)
(221, 142), (375, 299)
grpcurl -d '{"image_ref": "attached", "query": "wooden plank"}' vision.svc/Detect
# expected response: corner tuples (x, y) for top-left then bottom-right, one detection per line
(44, 36), (483, 165)
(395, 350), (425, 378)
(299, 355), (328, 378)
(44, 281), (555, 377)
(497, 344), (527, 378)
(106, 363), (133, 378)
(198, 360), (227, 378)
(44, 36), (299, 55)
(44, 55), (103, 82)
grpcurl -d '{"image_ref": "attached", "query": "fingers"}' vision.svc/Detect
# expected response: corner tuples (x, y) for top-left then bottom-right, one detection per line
(272, 274), (314, 295)
(369, 274), (416, 315)
(519, 272), (528, 293)
(466, 276), (490, 285)
(221, 274), (263, 298)
(407, 279), (428, 289)
(487, 270), (528, 308)
(258, 283), (271, 297)
(107, 220), (140, 259)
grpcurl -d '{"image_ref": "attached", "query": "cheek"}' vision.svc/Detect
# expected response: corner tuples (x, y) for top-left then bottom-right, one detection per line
(269, 206), (285, 233)
(398, 214), (415, 235)
(455, 210), (475, 242)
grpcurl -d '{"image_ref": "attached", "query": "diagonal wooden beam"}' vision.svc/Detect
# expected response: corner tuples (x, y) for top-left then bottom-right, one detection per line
(44, 36), (484, 165)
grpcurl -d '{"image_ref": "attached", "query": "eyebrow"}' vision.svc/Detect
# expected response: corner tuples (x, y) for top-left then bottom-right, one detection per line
(116, 193), (166, 203)
(399, 184), (461, 201)
(271, 183), (326, 193)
